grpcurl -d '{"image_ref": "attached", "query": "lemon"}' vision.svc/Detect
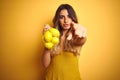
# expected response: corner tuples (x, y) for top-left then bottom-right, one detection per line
(45, 42), (54, 49)
(49, 28), (60, 37)
(51, 37), (59, 44)
(44, 31), (52, 42)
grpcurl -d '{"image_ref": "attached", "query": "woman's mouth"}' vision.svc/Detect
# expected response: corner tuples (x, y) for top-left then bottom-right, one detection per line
(63, 24), (69, 27)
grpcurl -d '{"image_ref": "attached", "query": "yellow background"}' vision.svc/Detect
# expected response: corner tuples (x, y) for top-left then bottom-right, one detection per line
(0, 0), (120, 80)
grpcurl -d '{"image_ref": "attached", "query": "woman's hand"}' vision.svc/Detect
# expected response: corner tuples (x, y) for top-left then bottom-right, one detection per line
(71, 22), (86, 38)
(67, 22), (86, 40)
(43, 24), (51, 34)
(66, 22), (87, 46)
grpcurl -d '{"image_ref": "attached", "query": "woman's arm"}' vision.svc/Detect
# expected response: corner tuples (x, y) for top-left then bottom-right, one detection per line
(42, 48), (51, 68)
(68, 22), (87, 46)
(73, 36), (87, 46)
(42, 24), (52, 68)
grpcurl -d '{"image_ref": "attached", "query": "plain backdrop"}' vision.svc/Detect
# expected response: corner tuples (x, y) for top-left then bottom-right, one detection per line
(0, 0), (120, 80)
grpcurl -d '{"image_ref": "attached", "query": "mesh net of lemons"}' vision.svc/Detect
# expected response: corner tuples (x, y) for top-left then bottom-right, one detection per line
(42, 28), (60, 49)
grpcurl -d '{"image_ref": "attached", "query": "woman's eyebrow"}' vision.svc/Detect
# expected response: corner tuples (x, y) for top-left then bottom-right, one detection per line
(59, 14), (64, 16)
(59, 15), (64, 17)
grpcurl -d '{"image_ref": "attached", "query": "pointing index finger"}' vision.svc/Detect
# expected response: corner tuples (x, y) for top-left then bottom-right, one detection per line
(71, 22), (77, 30)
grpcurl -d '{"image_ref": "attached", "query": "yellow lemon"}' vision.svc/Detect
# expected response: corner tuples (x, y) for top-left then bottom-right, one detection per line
(52, 37), (59, 44)
(49, 28), (60, 37)
(44, 31), (52, 42)
(45, 42), (54, 49)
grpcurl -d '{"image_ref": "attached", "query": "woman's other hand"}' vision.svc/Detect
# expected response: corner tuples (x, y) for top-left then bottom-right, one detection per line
(43, 24), (51, 34)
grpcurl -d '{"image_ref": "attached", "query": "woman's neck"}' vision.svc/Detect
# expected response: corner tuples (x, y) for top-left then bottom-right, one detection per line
(61, 30), (68, 36)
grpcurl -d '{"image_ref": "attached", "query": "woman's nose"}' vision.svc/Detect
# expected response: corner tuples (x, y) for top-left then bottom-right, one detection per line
(64, 17), (68, 23)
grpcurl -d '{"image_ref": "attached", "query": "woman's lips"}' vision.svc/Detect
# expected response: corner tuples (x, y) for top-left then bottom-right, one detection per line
(63, 24), (69, 27)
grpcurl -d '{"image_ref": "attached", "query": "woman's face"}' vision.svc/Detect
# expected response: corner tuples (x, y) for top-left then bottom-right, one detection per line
(59, 9), (72, 30)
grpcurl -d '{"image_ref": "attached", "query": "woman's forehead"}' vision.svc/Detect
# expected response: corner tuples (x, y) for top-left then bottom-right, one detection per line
(60, 9), (69, 15)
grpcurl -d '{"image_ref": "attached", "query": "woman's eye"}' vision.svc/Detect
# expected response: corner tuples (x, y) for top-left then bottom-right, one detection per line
(59, 15), (64, 19)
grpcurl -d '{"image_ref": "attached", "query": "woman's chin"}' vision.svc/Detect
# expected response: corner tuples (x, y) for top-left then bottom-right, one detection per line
(63, 26), (70, 30)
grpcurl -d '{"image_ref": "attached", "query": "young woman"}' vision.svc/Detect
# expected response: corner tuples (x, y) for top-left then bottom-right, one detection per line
(42, 4), (86, 80)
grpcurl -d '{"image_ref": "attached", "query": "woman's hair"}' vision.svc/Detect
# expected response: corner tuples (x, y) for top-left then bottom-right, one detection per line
(51, 4), (81, 56)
